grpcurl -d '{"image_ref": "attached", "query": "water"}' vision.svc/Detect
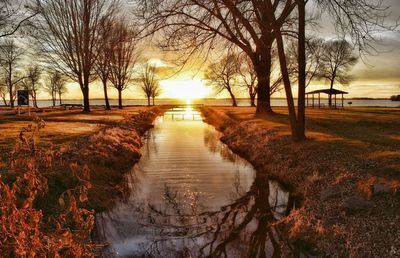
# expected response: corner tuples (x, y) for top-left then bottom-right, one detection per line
(95, 108), (299, 257)
(29, 98), (400, 108)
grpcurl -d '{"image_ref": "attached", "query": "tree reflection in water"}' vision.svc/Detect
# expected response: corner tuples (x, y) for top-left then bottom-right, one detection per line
(96, 113), (305, 257)
(135, 172), (296, 258)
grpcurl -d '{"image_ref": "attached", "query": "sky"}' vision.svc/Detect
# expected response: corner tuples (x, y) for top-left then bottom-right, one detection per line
(36, 0), (400, 100)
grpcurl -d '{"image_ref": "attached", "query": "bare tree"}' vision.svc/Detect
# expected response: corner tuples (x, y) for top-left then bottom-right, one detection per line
(109, 20), (137, 109)
(45, 71), (63, 107)
(136, 0), (297, 116)
(22, 65), (42, 108)
(0, 39), (25, 108)
(205, 54), (239, 107)
(319, 39), (358, 107)
(140, 63), (159, 106)
(55, 75), (67, 105)
(31, 0), (116, 112)
(94, 17), (114, 111)
(237, 54), (257, 107)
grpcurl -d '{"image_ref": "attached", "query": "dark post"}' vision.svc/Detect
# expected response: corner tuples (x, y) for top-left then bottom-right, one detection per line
(312, 94), (315, 107)
(318, 93), (321, 108)
(342, 94), (344, 108)
(335, 94), (337, 108)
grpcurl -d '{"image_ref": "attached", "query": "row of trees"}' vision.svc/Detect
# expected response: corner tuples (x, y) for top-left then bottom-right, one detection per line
(0, 0), (162, 109)
(0, 39), (68, 108)
(29, 0), (161, 110)
(205, 39), (358, 108)
(136, 0), (395, 141)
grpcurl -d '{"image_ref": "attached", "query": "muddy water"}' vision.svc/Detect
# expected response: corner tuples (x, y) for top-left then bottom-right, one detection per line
(96, 107), (296, 257)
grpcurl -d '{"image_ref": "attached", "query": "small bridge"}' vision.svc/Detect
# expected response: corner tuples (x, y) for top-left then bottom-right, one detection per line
(163, 104), (204, 121)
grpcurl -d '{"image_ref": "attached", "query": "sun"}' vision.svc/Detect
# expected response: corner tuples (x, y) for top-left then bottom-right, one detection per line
(160, 79), (209, 100)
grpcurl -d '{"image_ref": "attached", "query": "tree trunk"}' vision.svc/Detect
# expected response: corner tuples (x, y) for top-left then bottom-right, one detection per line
(297, 0), (306, 140)
(32, 92), (38, 108)
(152, 96), (155, 106)
(271, 20), (302, 141)
(329, 77), (335, 107)
(9, 86), (13, 108)
(102, 79), (111, 110)
(147, 96), (151, 106)
(52, 92), (56, 107)
(250, 94), (256, 107)
(118, 89), (123, 109)
(254, 50), (274, 116)
(82, 85), (90, 112)
(228, 90), (237, 107)
(59, 92), (62, 105)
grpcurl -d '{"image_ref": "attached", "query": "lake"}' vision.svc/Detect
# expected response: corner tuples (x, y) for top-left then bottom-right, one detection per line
(31, 98), (400, 108)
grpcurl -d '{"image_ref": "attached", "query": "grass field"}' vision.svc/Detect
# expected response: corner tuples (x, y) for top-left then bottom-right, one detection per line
(0, 107), (150, 170)
(218, 106), (400, 178)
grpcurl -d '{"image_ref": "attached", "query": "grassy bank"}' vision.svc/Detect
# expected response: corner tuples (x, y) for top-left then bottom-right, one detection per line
(202, 106), (400, 257)
(0, 106), (163, 256)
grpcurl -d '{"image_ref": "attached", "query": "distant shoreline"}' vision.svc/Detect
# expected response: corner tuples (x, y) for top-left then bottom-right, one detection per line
(33, 97), (397, 101)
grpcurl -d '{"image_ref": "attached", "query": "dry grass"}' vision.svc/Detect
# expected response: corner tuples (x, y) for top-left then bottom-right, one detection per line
(0, 107), (150, 170)
(217, 106), (400, 178)
(203, 106), (400, 257)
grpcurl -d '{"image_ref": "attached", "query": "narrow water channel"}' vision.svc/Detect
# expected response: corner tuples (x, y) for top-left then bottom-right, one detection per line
(96, 107), (296, 257)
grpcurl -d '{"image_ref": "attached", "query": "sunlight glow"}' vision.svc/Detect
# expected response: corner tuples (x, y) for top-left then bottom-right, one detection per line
(160, 79), (209, 100)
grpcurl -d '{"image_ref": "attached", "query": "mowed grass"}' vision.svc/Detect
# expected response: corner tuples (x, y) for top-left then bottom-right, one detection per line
(0, 107), (150, 169)
(216, 106), (400, 178)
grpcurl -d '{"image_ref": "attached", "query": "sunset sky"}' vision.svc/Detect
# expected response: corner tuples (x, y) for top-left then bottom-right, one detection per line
(36, 0), (400, 101)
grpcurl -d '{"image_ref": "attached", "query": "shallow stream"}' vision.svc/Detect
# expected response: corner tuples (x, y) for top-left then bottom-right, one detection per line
(96, 107), (298, 257)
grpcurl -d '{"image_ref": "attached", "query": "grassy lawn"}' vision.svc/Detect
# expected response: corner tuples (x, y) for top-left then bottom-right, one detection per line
(0, 107), (150, 170)
(205, 106), (400, 256)
(218, 106), (400, 178)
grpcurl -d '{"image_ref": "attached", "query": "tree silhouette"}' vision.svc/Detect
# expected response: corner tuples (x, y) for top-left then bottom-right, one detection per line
(109, 19), (137, 109)
(0, 39), (25, 108)
(22, 65), (42, 108)
(319, 39), (358, 107)
(205, 54), (240, 107)
(31, 0), (116, 112)
(140, 63), (160, 106)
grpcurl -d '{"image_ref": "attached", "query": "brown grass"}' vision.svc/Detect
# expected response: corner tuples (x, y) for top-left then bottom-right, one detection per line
(0, 107), (150, 170)
(202, 106), (400, 257)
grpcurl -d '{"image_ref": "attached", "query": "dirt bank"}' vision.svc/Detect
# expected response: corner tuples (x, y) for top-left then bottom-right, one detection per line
(202, 107), (400, 257)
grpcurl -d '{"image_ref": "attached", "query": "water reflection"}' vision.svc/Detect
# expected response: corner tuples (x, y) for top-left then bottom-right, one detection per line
(96, 108), (299, 257)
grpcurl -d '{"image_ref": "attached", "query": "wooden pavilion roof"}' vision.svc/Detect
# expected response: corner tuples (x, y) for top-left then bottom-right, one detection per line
(306, 88), (349, 95)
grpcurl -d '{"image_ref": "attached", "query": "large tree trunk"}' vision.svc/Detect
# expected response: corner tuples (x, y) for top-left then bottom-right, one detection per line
(147, 96), (151, 106)
(82, 85), (90, 112)
(271, 22), (303, 141)
(102, 79), (111, 110)
(297, 0), (306, 140)
(118, 89), (123, 109)
(254, 52), (273, 116)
